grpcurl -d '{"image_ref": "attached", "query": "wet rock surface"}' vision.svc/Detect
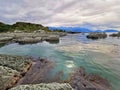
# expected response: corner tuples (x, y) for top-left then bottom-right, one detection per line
(17, 59), (55, 84)
(109, 32), (120, 38)
(69, 67), (111, 90)
(87, 33), (107, 39)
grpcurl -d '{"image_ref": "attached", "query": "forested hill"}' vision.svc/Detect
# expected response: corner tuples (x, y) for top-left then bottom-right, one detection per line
(0, 22), (49, 32)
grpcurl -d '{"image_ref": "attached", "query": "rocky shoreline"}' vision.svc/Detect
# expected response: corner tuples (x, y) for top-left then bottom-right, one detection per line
(0, 32), (66, 44)
(0, 54), (111, 90)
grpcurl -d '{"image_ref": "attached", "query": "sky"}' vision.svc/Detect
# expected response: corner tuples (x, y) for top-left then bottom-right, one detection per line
(0, 0), (120, 30)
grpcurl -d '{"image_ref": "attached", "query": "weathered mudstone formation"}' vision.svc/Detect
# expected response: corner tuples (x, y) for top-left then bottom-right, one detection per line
(9, 83), (74, 90)
(69, 67), (111, 90)
(109, 32), (120, 37)
(0, 55), (32, 90)
(87, 33), (107, 39)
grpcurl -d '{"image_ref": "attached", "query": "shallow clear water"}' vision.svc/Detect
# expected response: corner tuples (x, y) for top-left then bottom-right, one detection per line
(0, 34), (120, 90)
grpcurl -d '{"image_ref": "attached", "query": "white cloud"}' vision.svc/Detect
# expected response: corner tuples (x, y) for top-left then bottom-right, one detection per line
(0, 0), (120, 30)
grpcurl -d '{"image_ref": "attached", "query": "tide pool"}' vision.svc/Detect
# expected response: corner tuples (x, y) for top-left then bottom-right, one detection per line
(0, 34), (119, 90)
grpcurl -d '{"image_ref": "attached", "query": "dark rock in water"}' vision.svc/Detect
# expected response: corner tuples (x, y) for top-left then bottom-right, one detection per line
(109, 32), (120, 38)
(87, 33), (107, 40)
(69, 67), (111, 90)
(45, 35), (59, 42)
(16, 59), (55, 85)
(47, 40), (60, 44)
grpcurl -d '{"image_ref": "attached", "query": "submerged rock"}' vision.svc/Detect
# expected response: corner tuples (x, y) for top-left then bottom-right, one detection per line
(87, 33), (107, 39)
(69, 67), (111, 90)
(109, 32), (120, 37)
(9, 83), (74, 90)
(16, 59), (55, 84)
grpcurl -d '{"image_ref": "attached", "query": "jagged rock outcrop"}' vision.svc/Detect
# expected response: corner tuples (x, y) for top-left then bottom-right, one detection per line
(9, 83), (74, 90)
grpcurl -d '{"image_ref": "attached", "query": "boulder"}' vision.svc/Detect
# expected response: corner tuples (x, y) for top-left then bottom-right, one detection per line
(109, 32), (120, 37)
(87, 33), (107, 39)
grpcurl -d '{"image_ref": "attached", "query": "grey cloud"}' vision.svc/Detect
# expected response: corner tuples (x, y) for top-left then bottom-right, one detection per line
(0, 0), (120, 30)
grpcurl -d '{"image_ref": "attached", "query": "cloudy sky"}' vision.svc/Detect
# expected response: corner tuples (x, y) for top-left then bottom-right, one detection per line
(0, 0), (120, 30)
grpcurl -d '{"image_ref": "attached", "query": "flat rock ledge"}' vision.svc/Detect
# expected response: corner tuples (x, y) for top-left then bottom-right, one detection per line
(9, 83), (74, 90)
(0, 32), (66, 44)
